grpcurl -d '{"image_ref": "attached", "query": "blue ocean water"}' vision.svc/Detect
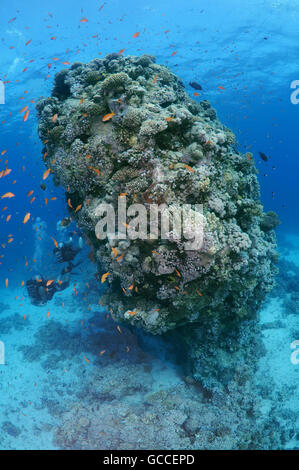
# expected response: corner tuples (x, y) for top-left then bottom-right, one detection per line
(0, 0), (298, 450)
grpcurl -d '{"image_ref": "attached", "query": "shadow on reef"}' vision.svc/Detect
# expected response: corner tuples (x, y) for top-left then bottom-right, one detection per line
(0, 313), (28, 335)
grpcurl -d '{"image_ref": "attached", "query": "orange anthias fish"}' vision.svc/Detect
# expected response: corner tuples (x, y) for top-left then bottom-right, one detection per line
(23, 110), (30, 122)
(128, 310), (137, 316)
(1, 192), (15, 199)
(93, 168), (101, 176)
(23, 212), (31, 224)
(74, 204), (82, 213)
(51, 237), (58, 248)
(101, 272), (110, 283)
(20, 106), (28, 114)
(43, 168), (51, 180)
(0, 168), (12, 178)
(184, 164), (195, 173)
(112, 247), (117, 258)
(52, 114), (58, 123)
(132, 32), (140, 38)
(102, 112), (115, 122)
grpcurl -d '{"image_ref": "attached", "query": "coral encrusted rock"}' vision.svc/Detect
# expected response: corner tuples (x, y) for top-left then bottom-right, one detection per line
(36, 53), (278, 334)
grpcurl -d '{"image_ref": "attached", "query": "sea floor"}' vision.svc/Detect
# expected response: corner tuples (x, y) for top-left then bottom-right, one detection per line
(0, 234), (298, 450)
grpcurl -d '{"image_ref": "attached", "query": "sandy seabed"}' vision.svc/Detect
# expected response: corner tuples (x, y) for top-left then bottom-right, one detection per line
(0, 235), (298, 450)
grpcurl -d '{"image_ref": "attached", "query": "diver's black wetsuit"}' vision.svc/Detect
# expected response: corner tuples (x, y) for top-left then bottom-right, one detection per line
(26, 277), (69, 306)
(54, 244), (80, 263)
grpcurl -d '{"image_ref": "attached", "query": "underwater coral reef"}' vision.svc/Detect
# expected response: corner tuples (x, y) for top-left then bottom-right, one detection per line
(36, 53), (279, 335)
(35, 54), (286, 449)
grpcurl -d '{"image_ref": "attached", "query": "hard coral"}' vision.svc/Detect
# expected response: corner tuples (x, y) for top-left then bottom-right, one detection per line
(37, 54), (278, 335)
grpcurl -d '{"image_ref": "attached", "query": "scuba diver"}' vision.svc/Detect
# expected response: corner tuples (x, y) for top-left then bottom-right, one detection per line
(53, 241), (81, 264)
(26, 274), (70, 306)
(53, 239), (82, 275)
(26, 238), (82, 306)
